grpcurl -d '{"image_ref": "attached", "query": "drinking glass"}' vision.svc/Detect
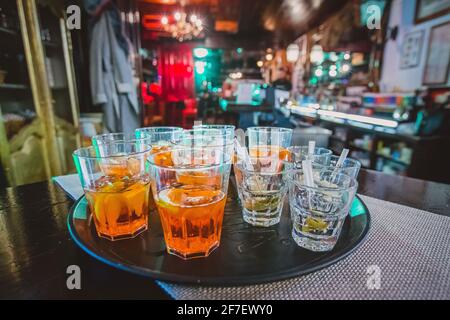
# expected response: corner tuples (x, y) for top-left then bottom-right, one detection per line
(287, 146), (332, 167)
(246, 127), (293, 163)
(147, 147), (232, 259)
(234, 156), (293, 227)
(73, 141), (152, 241)
(193, 124), (236, 137)
(173, 128), (235, 163)
(313, 155), (361, 179)
(289, 169), (358, 252)
(135, 126), (184, 170)
(135, 126), (184, 151)
(247, 127), (293, 148)
(92, 132), (136, 148)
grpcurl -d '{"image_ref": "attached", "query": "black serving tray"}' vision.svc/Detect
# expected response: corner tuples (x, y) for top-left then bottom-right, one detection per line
(68, 180), (370, 286)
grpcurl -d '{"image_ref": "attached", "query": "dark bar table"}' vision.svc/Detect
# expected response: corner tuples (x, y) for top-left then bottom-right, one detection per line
(0, 170), (449, 299)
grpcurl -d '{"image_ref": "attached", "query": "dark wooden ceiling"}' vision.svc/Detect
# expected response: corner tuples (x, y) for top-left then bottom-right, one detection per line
(138, 0), (351, 48)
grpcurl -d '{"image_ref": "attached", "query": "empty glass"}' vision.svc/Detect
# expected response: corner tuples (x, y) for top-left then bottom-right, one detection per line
(73, 141), (152, 241)
(147, 147), (232, 259)
(289, 169), (358, 252)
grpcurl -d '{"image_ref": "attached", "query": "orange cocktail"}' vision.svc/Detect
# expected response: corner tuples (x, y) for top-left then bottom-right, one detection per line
(148, 147), (232, 259)
(86, 176), (150, 240)
(157, 186), (226, 258)
(73, 141), (152, 241)
(249, 145), (291, 160)
(235, 145), (291, 172)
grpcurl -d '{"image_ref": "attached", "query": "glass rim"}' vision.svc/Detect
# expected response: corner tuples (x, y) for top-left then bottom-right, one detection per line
(135, 126), (184, 134)
(193, 124), (236, 130)
(182, 128), (234, 136)
(171, 140), (235, 148)
(234, 159), (294, 175)
(288, 146), (333, 155)
(73, 142), (152, 160)
(174, 129), (235, 147)
(328, 155), (362, 166)
(92, 132), (136, 142)
(311, 154), (362, 170)
(147, 147), (231, 171)
(247, 126), (293, 133)
(289, 169), (359, 192)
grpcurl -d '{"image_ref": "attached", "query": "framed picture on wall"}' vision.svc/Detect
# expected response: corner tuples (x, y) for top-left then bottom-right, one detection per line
(415, 0), (450, 24)
(400, 31), (424, 69)
(423, 22), (450, 85)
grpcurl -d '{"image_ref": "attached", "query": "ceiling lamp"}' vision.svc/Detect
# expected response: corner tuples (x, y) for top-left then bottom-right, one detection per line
(161, 12), (203, 42)
(310, 45), (324, 65)
(341, 64), (351, 73)
(229, 72), (243, 80)
(286, 44), (300, 63)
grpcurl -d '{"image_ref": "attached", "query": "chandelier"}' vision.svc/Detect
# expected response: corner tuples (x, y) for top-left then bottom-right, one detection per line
(161, 12), (203, 42)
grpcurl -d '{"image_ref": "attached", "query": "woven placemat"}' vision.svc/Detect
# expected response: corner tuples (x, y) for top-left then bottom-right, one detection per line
(157, 195), (450, 300)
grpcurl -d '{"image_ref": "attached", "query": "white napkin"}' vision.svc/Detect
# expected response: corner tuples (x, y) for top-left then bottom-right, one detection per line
(52, 174), (84, 200)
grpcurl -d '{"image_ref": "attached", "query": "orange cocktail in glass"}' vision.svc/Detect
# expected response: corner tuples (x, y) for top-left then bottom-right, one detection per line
(73, 141), (152, 241)
(85, 175), (150, 239)
(239, 126), (293, 171)
(156, 186), (226, 257)
(135, 126), (184, 210)
(148, 147), (232, 259)
(249, 145), (291, 165)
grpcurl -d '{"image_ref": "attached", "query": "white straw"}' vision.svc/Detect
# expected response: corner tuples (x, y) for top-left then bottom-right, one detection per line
(235, 138), (254, 170)
(331, 148), (349, 182)
(269, 151), (279, 173)
(235, 129), (246, 146)
(335, 148), (349, 168)
(302, 160), (315, 188)
(308, 141), (316, 160)
(235, 138), (265, 191)
(302, 159), (315, 209)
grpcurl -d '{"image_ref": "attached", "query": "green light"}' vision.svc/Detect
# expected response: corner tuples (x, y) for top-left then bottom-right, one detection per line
(349, 198), (366, 217)
(236, 48), (243, 54)
(220, 99), (228, 109)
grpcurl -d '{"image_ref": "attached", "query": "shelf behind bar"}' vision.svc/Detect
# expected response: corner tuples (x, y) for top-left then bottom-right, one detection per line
(349, 143), (371, 153)
(0, 27), (19, 36)
(0, 83), (29, 90)
(376, 153), (410, 166)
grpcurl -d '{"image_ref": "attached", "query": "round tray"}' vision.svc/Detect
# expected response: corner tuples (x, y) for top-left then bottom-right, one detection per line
(68, 182), (370, 286)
